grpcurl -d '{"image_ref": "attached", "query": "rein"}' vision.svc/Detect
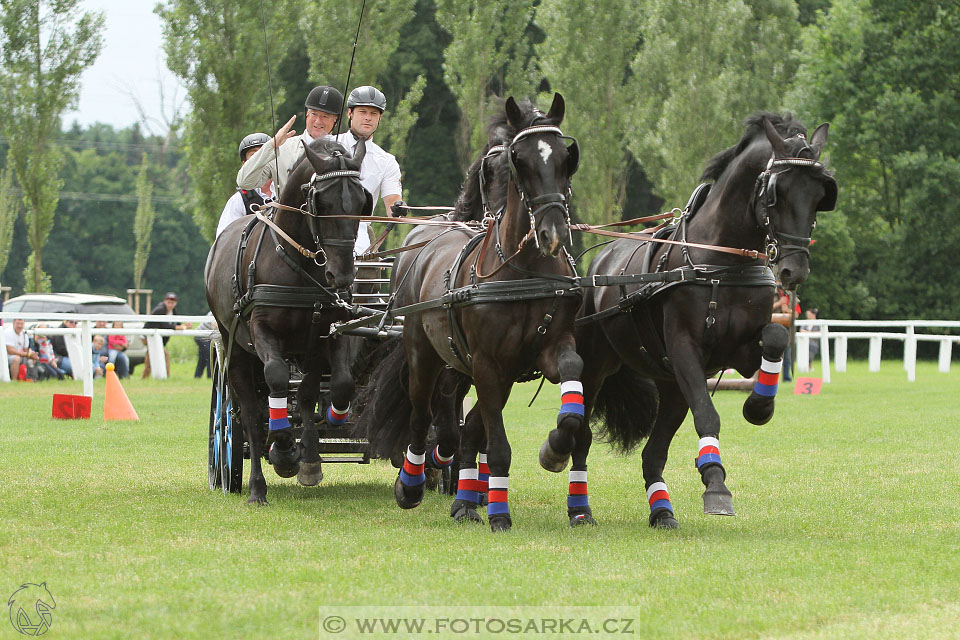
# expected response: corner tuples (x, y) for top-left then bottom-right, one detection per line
(571, 223), (768, 262)
(753, 155), (823, 263)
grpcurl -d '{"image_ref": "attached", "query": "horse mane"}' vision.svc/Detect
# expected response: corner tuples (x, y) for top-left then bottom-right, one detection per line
(699, 112), (808, 182)
(452, 98), (556, 222)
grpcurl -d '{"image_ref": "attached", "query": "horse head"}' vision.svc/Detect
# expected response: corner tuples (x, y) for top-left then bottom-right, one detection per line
(757, 117), (837, 289)
(295, 138), (373, 289)
(502, 93), (579, 257)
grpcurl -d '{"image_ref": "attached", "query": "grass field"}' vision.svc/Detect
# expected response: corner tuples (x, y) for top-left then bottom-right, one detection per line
(1, 350), (958, 639)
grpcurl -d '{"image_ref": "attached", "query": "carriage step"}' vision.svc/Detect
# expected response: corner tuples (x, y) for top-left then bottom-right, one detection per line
(318, 455), (369, 464)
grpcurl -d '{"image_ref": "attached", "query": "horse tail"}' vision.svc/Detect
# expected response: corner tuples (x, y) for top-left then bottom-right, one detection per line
(352, 337), (412, 460)
(592, 365), (659, 453)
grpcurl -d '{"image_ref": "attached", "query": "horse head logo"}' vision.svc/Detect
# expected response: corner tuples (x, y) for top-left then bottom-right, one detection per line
(8, 583), (56, 636)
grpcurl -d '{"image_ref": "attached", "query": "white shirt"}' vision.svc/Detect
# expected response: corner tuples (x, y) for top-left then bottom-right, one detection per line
(334, 132), (402, 255)
(5, 326), (28, 353)
(237, 131), (318, 196)
(215, 186), (274, 238)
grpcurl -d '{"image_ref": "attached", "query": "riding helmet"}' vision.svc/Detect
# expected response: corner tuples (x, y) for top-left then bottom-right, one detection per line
(304, 85), (344, 115)
(347, 86), (386, 112)
(238, 132), (270, 160)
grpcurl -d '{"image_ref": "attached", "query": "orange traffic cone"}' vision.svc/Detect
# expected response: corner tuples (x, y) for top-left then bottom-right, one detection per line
(104, 363), (139, 421)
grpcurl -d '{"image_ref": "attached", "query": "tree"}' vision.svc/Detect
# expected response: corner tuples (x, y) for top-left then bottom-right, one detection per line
(629, 0), (799, 209)
(436, 0), (539, 169)
(133, 153), (155, 292)
(0, 164), (18, 278)
(157, 0), (299, 240)
(536, 0), (644, 225)
(0, 0), (103, 291)
(788, 0), (960, 319)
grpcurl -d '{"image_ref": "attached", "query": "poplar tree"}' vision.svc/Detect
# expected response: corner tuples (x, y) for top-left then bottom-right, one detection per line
(0, 0), (103, 291)
(133, 153), (154, 293)
(0, 165), (18, 278)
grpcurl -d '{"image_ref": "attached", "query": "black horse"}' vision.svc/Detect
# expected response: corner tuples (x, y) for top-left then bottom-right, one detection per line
(357, 95), (584, 531)
(205, 137), (372, 504)
(544, 113), (836, 528)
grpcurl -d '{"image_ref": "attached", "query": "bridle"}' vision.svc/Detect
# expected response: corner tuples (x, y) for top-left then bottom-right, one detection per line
(479, 124), (580, 250)
(752, 139), (825, 264)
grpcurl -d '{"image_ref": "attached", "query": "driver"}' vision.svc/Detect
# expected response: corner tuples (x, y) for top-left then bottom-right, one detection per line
(236, 85), (343, 197)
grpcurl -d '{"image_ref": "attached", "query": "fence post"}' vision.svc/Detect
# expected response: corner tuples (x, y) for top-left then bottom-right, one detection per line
(820, 324), (831, 383)
(904, 324), (916, 382)
(835, 335), (847, 372)
(939, 338), (952, 373)
(0, 349), (9, 382)
(146, 333), (168, 379)
(796, 334), (810, 372)
(79, 320), (93, 397)
(869, 336), (882, 372)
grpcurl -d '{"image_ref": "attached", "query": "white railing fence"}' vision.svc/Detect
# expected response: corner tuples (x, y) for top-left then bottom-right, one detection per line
(794, 319), (960, 383)
(1, 312), (215, 395)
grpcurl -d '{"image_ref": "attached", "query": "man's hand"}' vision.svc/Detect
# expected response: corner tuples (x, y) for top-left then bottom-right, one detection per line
(273, 115), (297, 150)
(390, 200), (407, 217)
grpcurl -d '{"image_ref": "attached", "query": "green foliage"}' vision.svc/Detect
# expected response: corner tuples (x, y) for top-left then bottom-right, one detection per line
(629, 0), (799, 209)
(789, 0), (960, 319)
(536, 0), (643, 225)
(0, 0), (104, 291)
(376, 74), (426, 166)
(437, 0), (539, 169)
(133, 153), (155, 291)
(0, 163), (18, 276)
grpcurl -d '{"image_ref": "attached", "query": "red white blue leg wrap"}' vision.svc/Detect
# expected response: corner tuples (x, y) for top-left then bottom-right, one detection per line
(399, 447), (425, 487)
(646, 481), (674, 514)
(326, 403), (349, 426)
(753, 357), (782, 397)
(430, 445), (454, 469)
(567, 470), (589, 509)
(696, 436), (722, 470)
(477, 453), (490, 494)
(487, 476), (509, 517)
(558, 380), (585, 420)
(268, 395), (290, 431)
(455, 467), (484, 505)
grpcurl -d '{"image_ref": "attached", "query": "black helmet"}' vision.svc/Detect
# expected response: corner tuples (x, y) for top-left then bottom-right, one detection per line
(347, 85), (386, 112)
(238, 132), (270, 160)
(304, 85), (344, 115)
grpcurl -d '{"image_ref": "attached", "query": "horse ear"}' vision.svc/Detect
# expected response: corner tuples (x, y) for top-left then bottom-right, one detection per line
(505, 97), (523, 128)
(818, 175), (838, 211)
(762, 117), (788, 158)
(349, 137), (367, 169)
(546, 93), (565, 124)
(809, 123), (829, 159)
(302, 140), (325, 171)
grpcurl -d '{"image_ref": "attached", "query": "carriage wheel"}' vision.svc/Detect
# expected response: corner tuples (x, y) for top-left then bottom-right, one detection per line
(219, 366), (244, 495)
(207, 348), (222, 491)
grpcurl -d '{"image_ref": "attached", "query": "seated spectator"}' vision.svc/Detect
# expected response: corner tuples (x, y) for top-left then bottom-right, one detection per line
(6, 317), (39, 380)
(92, 335), (109, 378)
(104, 320), (130, 378)
(50, 319), (77, 378)
(33, 324), (66, 380)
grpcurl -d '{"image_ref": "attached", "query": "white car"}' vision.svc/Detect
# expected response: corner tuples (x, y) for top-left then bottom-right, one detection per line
(3, 293), (148, 371)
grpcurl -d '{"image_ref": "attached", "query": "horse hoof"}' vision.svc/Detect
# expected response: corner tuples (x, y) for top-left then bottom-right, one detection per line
(538, 440), (569, 473)
(452, 504), (484, 524)
(649, 510), (679, 529)
(703, 489), (735, 516)
(489, 515), (512, 532)
(742, 395), (775, 425)
(569, 513), (597, 527)
(297, 461), (323, 486)
(247, 495), (268, 506)
(394, 475), (424, 510)
(269, 442), (301, 478)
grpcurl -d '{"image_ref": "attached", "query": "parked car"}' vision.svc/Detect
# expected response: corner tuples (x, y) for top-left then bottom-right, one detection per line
(3, 293), (147, 372)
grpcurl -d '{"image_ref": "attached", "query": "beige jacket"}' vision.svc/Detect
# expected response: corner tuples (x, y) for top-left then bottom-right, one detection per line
(236, 132), (316, 197)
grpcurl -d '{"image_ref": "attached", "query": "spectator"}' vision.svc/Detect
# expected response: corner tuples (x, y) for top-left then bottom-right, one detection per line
(773, 284), (799, 381)
(5, 317), (39, 380)
(801, 308), (821, 364)
(33, 324), (66, 380)
(142, 292), (183, 378)
(194, 313), (214, 378)
(50, 319), (77, 378)
(107, 321), (131, 378)
(91, 335), (109, 377)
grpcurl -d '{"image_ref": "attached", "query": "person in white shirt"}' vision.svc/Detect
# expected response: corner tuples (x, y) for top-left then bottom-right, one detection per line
(215, 132), (275, 238)
(236, 85), (344, 198)
(334, 85), (406, 255)
(5, 317), (38, 379)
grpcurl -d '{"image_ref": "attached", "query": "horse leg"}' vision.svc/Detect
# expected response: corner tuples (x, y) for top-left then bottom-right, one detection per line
(252, 332), (300, 479)
(473, 357), (513, 532)
(393, 333), (444, 510)
(425, 368), (462, 472)
(641, 382), (690, 528)
(566, 413), (597, 527)
(450, 405), (485, 524)
(742, 323), (789, 425)
(295, 367), (324, 487)
(668, 338), (734, 516)
(228, 349), (269, 504)
(538, 336), (585, 472)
